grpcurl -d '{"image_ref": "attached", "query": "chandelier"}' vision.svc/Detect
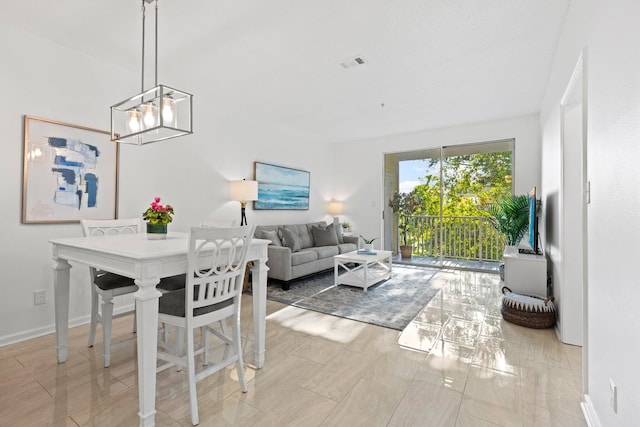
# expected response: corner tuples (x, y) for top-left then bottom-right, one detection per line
(110, 0), (193, 145)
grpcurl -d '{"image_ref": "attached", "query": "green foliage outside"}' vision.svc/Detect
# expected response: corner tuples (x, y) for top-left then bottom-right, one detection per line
(397, 151), (514, 261)
(415, 151), (513, 217)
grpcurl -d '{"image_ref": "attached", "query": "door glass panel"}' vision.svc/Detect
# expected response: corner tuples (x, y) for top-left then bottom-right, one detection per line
(385, 139), (513, 270)
(441, 141), (513, 265)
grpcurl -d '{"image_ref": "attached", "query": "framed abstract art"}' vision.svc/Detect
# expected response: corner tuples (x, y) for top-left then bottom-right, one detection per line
(22, 115), (119, 223)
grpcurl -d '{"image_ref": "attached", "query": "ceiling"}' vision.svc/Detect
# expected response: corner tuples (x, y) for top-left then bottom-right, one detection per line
(3, 0), (571, 144)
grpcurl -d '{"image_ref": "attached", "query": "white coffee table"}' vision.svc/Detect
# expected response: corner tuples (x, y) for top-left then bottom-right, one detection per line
(334, 250), (393, 291)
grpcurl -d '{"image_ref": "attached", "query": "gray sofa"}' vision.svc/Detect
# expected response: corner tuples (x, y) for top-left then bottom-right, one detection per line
(254, 218), (359, 290)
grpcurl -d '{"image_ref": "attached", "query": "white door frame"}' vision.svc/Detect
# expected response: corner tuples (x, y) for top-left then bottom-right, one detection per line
(560, 49), (589, 400)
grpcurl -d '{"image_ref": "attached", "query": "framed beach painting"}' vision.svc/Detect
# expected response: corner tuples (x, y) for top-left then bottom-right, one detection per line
(22, 115), (119, 223)
(254, 162), (310, 210)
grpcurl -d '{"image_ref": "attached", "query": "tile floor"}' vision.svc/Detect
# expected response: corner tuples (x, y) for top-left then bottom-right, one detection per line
(0, 268), (586, 426)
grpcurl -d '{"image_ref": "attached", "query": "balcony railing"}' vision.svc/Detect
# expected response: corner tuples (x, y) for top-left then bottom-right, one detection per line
(400, 215), (505, 262)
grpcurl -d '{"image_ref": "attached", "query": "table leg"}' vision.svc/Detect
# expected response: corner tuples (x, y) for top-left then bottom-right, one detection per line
(53, 257), (71, 363)
(363, 261), (368, 291)
(251, 258), (268, 369)
(134, 277), (163, 427)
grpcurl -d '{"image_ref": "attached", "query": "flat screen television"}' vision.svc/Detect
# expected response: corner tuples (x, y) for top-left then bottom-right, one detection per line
(527, 186), (540, 254)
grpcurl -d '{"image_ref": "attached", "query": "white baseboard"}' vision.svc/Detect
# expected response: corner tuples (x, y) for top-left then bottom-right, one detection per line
(0, 315), (88, 347)
(0, 304), (135, 348)
(582, 394), (601, 427)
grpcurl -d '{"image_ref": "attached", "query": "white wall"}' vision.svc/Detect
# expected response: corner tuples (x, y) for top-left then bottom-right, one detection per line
(540, 0), (640, 424)
(0, 23), (334, 345)
(0, 24), (135, 343)
(331, 115), (542, 249)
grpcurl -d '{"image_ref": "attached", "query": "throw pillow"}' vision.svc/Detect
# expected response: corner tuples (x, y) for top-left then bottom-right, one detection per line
(280, 227), (301, 252)
(261, 229), (282, 246)
(311, 224), (339, 246)
(331, 222), (344, 244)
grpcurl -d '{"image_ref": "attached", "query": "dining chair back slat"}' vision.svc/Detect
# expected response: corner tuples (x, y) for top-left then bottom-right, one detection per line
(157, 224), (255, 426)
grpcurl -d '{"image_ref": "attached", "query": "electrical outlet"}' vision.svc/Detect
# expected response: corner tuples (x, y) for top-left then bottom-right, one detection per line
(609, 378), (617, 413)
(34, 290), (46, 305)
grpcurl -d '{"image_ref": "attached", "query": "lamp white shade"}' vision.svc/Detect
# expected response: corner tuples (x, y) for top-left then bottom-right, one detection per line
(230, 180), (258, 202)
(327, 201), (344, 214)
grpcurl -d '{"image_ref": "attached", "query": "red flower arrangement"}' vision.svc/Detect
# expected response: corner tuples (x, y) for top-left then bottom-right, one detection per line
(142, 197), (174, 225)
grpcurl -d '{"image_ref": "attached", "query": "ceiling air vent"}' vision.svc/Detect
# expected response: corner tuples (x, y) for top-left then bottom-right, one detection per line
(339, 56), (367, 70)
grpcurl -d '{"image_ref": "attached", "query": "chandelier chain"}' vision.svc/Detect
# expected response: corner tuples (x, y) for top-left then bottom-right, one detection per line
(110, 0), (192, 144)
(155, 0), (159, 87)
(141, 0), (146, 93)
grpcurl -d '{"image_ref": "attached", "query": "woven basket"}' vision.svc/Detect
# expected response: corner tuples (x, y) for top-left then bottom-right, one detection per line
(501, 287), (556, 329)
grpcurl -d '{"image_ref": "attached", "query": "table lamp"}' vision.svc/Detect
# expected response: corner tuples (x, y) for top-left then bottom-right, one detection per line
(328, 200), (345, 231)
(230, 179), (258, 226)
(327, 201), (344, 216)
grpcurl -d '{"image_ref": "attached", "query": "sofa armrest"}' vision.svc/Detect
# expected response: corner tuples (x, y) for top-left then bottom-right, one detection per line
(266, 245), (292, 281)
(343, 235), (360, 248)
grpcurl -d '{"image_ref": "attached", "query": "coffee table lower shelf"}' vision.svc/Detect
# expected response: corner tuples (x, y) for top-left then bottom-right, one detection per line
(333, 250), (393, 291)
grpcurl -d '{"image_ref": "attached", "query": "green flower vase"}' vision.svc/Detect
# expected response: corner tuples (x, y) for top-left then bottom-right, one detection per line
(146, 222), (167, 240)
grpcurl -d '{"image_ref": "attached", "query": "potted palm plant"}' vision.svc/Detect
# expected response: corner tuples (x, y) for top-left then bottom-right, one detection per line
(485, 194), (530, 246)
(485, 194), (529, 278)
(388, 190), (422, 259)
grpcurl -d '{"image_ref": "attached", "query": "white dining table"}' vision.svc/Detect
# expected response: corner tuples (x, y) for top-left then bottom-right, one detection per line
(49, 231), (270, 427)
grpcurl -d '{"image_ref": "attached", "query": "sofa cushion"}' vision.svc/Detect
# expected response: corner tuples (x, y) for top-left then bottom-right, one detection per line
(305, 222), (328, 246)
(280, 227), (301, 252)
(283, 224), (315, 249)
(291, 250), (318, 266)
(255, 225), (278, 239)
(312, 246), (339, 259)
(262, 229), (282, 246)
(338, 243), (358, 254)
(311, 224), (339, 246)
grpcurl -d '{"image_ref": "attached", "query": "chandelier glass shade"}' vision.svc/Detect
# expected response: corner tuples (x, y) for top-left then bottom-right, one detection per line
(111, 84), (192, 145)
(110, 0), (192, 145)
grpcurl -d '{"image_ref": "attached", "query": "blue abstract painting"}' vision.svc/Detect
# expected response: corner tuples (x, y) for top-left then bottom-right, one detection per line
(49, 137), (101, 209)
(254, 162), (310, 210)
(22, 116), (117, 223)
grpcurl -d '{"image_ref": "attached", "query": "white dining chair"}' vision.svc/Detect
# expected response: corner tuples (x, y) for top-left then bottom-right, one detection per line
(156, 225), (255, 426)
(81, 218), (185, 368)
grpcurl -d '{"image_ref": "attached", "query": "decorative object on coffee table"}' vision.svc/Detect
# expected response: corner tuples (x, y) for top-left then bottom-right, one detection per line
(359, 235), (377, 251)
(142, 197), (174, 239)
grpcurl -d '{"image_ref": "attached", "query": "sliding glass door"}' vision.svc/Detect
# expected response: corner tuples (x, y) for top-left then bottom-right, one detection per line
(384, 139), (514, 269)
(384, 148), (441, 263)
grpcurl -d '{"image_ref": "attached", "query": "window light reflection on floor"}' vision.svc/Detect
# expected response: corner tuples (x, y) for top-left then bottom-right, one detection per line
(267, 306), (367, 343)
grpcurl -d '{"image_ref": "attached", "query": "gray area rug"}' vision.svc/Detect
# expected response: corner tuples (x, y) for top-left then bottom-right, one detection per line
(265, 264), (441, 330)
